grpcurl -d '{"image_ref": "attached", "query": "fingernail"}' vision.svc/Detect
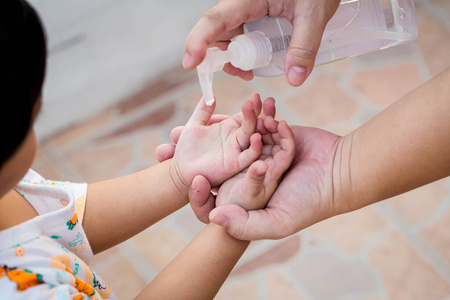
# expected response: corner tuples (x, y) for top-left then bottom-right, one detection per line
(191, 179), (198, 192)
(182, 52), (191, 68)
(288, 66), (307, 86)
(210, 211), (228, 227)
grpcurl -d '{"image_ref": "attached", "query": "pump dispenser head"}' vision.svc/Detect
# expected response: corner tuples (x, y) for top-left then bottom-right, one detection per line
(197, 48), (229, 105)
(196, 31), (272, 106)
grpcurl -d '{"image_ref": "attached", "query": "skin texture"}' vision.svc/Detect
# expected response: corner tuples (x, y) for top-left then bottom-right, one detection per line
(0, 94), (294, 299)
(156, 68), (450, 241)
(84, 95), (264, 254)
(183, 0), (340, 86)
(137, 102), (295, 300)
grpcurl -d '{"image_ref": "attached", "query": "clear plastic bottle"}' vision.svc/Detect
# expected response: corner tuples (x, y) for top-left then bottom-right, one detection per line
(197, 0), (418, 105)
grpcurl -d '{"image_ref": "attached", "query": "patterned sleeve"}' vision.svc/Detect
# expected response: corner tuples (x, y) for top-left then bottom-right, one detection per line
(16, 169), (88, 223)
(15, 170), (93, 263)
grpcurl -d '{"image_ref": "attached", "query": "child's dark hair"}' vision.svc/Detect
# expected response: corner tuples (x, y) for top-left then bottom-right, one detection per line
(0, 0), (46, 168)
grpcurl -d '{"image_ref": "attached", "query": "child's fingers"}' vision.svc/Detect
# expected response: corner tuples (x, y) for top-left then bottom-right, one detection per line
(209, 205), (286, 240)
(170, 126), (184, 144)
(278, 121), (296, 154)
(242, 161), (269, 210)
(256, 98), (276, 135)
(250, 93), (263, 117)
(262, 97), (276, 119)
(256, 118), (268, 135)
(267, 121), (296, 179)
(244, 161), (267, 196)
(260, 116), (278, 146)
(207, 114), (230, 125)
(263, 116), (279, 133)
(189, 175), (215, 224)
(230, 92), (261, 126)
(186, 97), (216, 126)
(155, 144), (176, 162)
(238, 133), (262, 170)
(236, 94), (261, 149)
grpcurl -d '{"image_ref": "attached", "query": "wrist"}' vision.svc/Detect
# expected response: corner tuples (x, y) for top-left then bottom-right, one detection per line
(169, 159), (190, 198)
(331, 132), (358, 215)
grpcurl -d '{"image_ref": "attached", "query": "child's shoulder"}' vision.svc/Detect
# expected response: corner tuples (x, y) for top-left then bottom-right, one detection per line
(0, 169), (93, 263)
(15, 169), (88, 218)
(0, 171), (110, 297)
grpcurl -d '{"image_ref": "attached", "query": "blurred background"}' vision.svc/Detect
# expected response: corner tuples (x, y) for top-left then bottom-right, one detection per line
(29, 0), (450, 299)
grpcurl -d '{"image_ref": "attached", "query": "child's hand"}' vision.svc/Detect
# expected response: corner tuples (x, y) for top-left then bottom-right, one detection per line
(213, 117), (295, 213)
(171, 94), (264, 195)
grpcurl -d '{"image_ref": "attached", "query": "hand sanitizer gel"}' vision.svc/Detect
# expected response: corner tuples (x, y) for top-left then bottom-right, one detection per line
(197, 0), (418, 105)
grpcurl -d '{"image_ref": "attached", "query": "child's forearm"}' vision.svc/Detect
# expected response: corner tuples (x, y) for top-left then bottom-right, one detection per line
(336, 68), (450, 212)
(135, 223), (249, 300)
(83, 159), (189, 254)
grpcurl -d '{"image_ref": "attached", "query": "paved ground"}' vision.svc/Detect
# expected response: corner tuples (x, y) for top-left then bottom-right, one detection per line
(31, 0), (450, 299)
(29, 0), (217, 139)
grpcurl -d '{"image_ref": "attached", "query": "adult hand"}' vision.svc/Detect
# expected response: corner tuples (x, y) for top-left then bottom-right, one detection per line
(183, 0), (340, 86)
(207, 126), (343, 240)
(178, 123), (345, 240)
(215, 117), (295, 211)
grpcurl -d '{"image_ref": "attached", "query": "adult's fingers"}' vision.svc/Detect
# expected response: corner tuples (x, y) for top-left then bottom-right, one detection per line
(222, 62), (255, 81)
(183, 0), (268, 69)
(285, 0), (340, 86)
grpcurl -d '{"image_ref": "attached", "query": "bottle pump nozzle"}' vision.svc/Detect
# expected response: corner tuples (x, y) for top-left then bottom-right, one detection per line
(197, 31), (272, 105)
(197, 48), (229, 106)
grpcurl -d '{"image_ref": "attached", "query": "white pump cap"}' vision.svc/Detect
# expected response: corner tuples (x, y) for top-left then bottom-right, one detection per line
(228, 31), (272, 71)
(196, 31), (272, 106)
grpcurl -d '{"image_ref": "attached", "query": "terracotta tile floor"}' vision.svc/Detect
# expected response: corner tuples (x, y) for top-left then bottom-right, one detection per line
(33, 2), (450, 299)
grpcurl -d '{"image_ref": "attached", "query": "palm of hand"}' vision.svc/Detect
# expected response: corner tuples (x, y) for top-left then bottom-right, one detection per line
(261, 125), (341, 238)
(172, 96), (263, 188)
(216, 120), (295, 212)
(174, 118), (250, 187)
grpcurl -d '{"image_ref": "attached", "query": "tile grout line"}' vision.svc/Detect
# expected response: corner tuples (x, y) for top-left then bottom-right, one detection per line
(417, 0), (450, 29)
(375, 201), (450, 283)
(117, 239), (158, 284)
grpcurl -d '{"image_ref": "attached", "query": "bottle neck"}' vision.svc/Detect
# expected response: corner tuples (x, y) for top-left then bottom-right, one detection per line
(227, 30), (273, 71)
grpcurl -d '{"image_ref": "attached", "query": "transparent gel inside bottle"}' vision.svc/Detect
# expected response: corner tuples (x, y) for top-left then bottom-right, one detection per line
(197, 0), (418, 105)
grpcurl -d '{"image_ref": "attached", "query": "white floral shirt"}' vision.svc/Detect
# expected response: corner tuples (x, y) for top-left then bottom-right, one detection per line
(0, 170), (115, 300)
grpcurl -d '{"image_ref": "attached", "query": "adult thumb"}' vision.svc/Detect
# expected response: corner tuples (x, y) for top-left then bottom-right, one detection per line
(285, 3), (339, 86)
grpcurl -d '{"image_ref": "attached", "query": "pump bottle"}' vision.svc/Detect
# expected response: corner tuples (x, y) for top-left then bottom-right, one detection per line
(197, 0), (418, 105)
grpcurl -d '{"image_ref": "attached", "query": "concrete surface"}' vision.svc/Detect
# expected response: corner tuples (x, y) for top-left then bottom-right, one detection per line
(28, 0), (450, 299)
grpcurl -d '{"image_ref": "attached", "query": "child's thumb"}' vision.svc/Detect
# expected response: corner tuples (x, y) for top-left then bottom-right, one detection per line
(209, 205), (280, 241)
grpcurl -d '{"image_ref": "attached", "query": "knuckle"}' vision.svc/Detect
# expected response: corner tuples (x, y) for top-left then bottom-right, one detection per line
(229, 224), (245, 240)
(202, 7), (227, 32)
(288, 44), (317, 62)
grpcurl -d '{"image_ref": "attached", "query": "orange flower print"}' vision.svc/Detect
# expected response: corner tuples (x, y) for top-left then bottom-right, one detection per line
(67, 213), (78, 230)
(0, 265), (43, 291)
(14, 245), (25, 257)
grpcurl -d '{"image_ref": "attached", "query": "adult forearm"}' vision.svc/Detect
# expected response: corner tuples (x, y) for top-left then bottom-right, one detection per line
(338, 68), (450, 211)
(84, 159), (189, 254)
(136, 223), (249, 300)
